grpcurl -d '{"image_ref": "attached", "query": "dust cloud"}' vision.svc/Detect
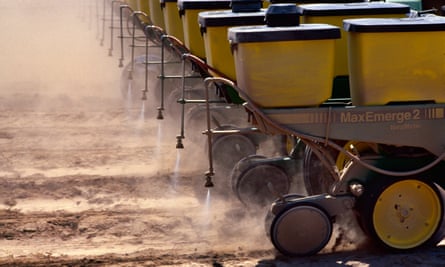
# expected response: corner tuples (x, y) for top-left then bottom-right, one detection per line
(0, 0), (122, 111)
(0, 1), (379, 265)
(0, 0), (274, 263)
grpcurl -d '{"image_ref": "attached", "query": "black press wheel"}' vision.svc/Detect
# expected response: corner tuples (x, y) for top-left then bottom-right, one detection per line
(303, 145), (337, 195)
(212, 133), (256, 176)
(233, 163), (290, 208)
(269, 203), (333, 256)
(264, 194), (305, 239)
(230, 155), (267, 195)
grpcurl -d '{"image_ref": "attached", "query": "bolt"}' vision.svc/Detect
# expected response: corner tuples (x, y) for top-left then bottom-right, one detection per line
(349, 182), (364, 197)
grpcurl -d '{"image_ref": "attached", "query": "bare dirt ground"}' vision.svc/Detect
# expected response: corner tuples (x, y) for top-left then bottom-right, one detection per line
(1, 0), (445, 266)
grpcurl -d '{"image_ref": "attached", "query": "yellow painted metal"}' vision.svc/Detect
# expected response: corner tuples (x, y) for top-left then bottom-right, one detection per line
(335, 141), (374, 170)
(373, 179), (442, 249)
(302, 13), (407, 78)
(348, 29), (445, 106)
(179, 0), (231, 59)
(137, 0), (151, 23)
(126, 0), (138, 10)
(181, 8), (207, 58)
(299, 3), (409, 78)
(232, 36), (336, 108)
(148, 0), (166, 29)
(201, 11), (265, 80)
(202, 26), (232, 77)
(138, 0), (149, 12)
(161, 1), (184, 42)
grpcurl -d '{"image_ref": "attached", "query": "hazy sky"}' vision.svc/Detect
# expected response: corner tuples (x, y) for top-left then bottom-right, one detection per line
(0, 0), (122, 98)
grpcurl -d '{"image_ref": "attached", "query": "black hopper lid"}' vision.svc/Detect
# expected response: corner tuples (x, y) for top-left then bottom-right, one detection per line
(266, 4), (300, 27)
(231, 0), (263, 12)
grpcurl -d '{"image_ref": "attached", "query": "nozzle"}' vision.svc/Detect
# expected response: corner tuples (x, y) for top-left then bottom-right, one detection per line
(205, 173), (214, 188)
(108, 49), (113, 57)
(141, 90), (148, 101)
(118, 59), (124, 68)
(176, 135), (184, 149)
(157, 108), (164, 120)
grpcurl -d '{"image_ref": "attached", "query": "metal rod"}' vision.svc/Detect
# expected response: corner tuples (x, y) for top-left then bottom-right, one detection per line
(128, 11), (137, 80)
(157, 35), (167, 120)
(108, 0), (121, 56)
(177, 99), (225, 104)
(118, 4), (129, 67)
(142, 25), (150, 101)
(176, 53), (187, 149)
(100, 0), (106, 46)
(96, 0), (100, 40)
(203, 78), (216, 187)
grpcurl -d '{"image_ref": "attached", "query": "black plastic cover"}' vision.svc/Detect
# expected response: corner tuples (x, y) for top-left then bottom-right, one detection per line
(231, 0), (262, 12)
(178, 0), (232, 11)
(228, 23), (341, 43)
(265, 4), (299, 27)
(344, 17), (445, 32)
(296, 2), (411, 16)
(199, 10), (266, 28)
(160, 0), (178, 9)
(269, 0), (365, 3)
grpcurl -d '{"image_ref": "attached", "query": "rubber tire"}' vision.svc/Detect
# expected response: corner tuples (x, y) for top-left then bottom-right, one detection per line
(211, 133), (256, 176)
(303, 145), (337, 195)
(264, 193), (306, 239)
(269, 203), (332, 256)
(230, 155), (267, 195)
(233, 163), (290, 208)
(184, 106), (228, 143)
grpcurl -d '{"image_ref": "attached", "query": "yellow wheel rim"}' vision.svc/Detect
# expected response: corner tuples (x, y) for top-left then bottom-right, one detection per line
(373, 179), (442, 249)
(335, 141), (371, 171)
(285, 135), (297, 155)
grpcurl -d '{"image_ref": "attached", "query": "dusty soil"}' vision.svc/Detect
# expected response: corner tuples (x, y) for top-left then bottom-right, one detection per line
(1, 0), (445, 266)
